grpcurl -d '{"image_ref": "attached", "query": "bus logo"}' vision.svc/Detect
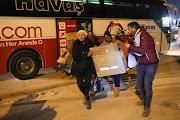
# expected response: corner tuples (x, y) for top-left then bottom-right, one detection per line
(60, 39), (66, 47)
(141, 24), (155, 31)
(15, 0), (84, 16)
(59, 31), (66, 38)
(0, 26), (42, 39)
(59, 22), (66, 30)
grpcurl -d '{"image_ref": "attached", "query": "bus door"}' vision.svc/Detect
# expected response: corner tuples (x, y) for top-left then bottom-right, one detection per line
(149, 32), (161, 52)
(56, 20), (77, 57)
(56, 19), (92, 58)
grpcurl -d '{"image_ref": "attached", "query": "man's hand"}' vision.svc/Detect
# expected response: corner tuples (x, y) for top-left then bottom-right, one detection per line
(125, 43), (130, 49)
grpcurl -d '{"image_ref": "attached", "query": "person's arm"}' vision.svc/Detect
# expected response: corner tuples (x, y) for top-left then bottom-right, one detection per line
(95, 37), (100, 46)
(72, 40), (89, 61)
(128, 32), (150, 54)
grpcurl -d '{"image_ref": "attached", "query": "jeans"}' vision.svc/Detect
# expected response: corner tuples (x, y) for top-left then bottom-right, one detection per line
(111, 74), (121, 87)
(136, 63), (158, 108)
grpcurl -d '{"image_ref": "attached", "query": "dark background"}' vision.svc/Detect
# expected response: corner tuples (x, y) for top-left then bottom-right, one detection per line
(167, 0), (180, 19)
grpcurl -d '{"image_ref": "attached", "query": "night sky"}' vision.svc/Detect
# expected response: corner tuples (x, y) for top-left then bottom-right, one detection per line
(167, 0), (180, 19)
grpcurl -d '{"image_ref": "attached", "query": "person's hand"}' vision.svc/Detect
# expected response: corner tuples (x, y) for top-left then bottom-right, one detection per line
(125, 43), (130, 49)
(87, 50), (94, 56)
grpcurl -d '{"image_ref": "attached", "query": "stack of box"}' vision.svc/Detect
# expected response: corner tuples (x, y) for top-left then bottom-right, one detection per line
(57, 32), (78, 65)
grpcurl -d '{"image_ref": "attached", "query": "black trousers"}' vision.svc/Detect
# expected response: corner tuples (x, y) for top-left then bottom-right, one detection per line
(75, 67), (92, 101)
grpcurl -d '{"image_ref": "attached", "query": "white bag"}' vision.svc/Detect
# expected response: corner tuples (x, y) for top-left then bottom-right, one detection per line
(128, 51), (137, 68)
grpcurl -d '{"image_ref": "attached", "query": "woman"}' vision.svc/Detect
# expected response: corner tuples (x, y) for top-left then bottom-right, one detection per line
(101, 30), (128, 97)
(72, 30), (93, 109)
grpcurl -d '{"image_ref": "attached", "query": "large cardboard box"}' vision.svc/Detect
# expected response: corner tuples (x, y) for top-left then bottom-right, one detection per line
(67, 32), (78, 49)
(90, 43), (127, 77)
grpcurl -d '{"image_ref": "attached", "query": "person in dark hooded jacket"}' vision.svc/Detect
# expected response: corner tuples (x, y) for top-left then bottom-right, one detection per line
(72, 30), (93, 110)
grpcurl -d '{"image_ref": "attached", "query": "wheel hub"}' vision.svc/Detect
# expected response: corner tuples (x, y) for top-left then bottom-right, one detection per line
(16, 57), (35, 75)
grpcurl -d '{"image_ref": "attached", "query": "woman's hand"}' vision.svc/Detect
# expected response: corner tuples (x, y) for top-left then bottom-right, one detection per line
(87, 50), (94, 57)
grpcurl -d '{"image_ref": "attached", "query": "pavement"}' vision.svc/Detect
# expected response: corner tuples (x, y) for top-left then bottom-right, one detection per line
(0, 53), (179, 101)
(161, 42), (180, 56)
(0, 54), (180, 120)
(0, 69), (77, 99)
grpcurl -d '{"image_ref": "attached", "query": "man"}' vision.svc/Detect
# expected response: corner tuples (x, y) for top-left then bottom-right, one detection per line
(88, 30), (105, 94)
(88, 30), (100, 47)
(101, 30), (113, 45)
(125, 22), (159, 117)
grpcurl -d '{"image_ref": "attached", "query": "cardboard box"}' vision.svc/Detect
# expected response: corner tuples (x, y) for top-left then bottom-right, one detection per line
(65, 53), (73, 65)
(57, 50), (70, 64)
(67, 32), (78, 49)
(90, 43), (127, 77)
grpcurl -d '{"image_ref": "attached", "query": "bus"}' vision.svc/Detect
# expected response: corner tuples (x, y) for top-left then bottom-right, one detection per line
(0, 0), (177, 80)
(172, 19), (180, 42)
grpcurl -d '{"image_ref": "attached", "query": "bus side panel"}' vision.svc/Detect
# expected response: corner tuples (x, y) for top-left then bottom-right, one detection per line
(52, 38), (58, 68)
(44, 38), (58, 68)
(92, 18), (167, 52)
(0, 38), (58, 75)
(161, 32), (171, 51)
(0, 41), (6, 75)
(0, 18), (57, 75)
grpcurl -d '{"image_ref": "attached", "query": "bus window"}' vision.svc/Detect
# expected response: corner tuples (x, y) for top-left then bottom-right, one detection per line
(76, 19), (92, 32)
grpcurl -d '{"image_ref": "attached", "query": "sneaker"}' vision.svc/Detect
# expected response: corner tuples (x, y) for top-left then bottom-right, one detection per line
(113, 87), (120, 97)
(86, 100), (91, 109)
(142, 108), (151, 117)
(135, 100), (144, 106)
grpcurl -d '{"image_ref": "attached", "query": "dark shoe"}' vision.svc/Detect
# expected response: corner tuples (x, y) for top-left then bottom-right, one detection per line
(90, 92), (97, 101)
(135, 100), (144, 106)
(142, 108), (151, 117)
(83, 97), (86, 105)
(86, 100), (91, 109)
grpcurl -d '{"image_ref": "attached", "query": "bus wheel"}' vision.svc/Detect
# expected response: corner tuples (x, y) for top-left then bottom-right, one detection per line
(9, 51), (40, 80)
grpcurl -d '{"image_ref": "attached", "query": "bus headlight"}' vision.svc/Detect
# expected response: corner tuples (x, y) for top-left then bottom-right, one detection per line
(162, 17), (171, 27)
(175, 34), (178, 38)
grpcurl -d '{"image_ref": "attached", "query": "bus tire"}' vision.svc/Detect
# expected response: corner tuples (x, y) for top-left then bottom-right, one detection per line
(9, 51), (40, 80)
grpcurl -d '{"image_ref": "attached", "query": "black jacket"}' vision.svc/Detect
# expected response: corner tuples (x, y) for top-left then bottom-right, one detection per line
(72, 38), (92, 62)
(88, 36), (100, 47)
(72, 38), (93, 75)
